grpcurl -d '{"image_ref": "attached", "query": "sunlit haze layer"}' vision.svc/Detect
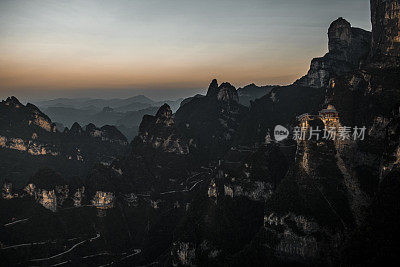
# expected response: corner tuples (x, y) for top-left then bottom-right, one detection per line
(0, 0), (371, 101)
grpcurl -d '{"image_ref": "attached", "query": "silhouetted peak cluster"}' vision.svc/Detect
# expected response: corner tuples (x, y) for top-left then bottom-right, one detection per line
(3, 96), (23, 107)
(69, 122), (83, 135)
(134, 104), (189, 154)
(205, 79), (239, 103)
(0, 96), (56, 133)
(139, 104), (174, 133)
(64, 121), (127, 144)
(155, 103), (173, 119)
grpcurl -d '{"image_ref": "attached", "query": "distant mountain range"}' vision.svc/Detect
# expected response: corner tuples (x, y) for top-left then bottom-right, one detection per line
(34, 88), (274, 141)
(33, 95), (182, 141)
(34, 95), (154, 110)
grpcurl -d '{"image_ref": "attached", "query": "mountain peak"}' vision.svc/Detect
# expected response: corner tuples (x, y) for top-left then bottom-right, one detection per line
(206, 79), (219, 97)
(156, 103), (172, 119)
(328, 17), (352, 54)
(135, 103), (188, 154)
(70, 122), (83, 135)
(127, 94), (154, 104)
(3, 96), (22, 107)
(217, 82), (239, 103)
(85, 123), (96, 132)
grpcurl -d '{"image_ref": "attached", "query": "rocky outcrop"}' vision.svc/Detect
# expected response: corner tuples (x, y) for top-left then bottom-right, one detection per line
(96, 125), (128, 145)
(217, 144), (288, 202)
(328, 18), (371, 65)
(171, 242), (196, 266)
(133, 104), (190, 154)
(24, 168), (69, 212)
(0, 96), (128, 187)
(204, 79), (239, 103)
(175, 79), (248, 158)
(263, 212), (329, 260)
(205, 79), (219, 97)
(68, 122), (83, 135)
(258, 118), (355, 263)
(91, 191), (114, 209)
(371, 0), (400, 60)
(66, 122), (128, 145)
(68, 176), (85, 207)
(1, 180), (14, 199)
(0, 96), (56, 134)
(235, 84), (325, 146)
(296, 18), (371, 88)
(216, 82), (239, 103)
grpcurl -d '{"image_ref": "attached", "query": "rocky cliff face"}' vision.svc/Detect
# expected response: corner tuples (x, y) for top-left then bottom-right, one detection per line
(169, 144), (288, 265)
(175, 79), (248, 159)
(216, 82), (240, 103)
(296, 18), (371, 88)
(1, 180), (14, 199)
(235, 84), (325, 146)
(132, 104), (190, 154)
(0, 96), (56, 135)
(24, 168), (69, 212)
(261, 119), (354, 263)
(371, 0), (400, 60)
(326, 66), (400, 264)
(230, 7), (399, 264)
(91, 191), (114, 209)
(102, 104), (197, 193)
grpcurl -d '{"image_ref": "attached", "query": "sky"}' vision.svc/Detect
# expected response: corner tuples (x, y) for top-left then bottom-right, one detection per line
(0, 0), (371, 101)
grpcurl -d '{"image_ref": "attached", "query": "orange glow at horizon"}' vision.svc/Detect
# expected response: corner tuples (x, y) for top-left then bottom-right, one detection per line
(0, 49), (307, 92)
(0, 0), (371, 98)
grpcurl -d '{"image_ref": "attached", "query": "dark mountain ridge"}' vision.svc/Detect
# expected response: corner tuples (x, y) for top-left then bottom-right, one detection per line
(0, 97), (128, 187)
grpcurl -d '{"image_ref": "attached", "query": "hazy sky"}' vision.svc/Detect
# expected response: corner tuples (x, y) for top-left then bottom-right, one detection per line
(0, 0), (371, 101)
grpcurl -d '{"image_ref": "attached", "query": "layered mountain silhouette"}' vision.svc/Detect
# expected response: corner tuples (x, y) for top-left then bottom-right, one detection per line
(1, 0), (400, 265)
(0, 97), (128, 188)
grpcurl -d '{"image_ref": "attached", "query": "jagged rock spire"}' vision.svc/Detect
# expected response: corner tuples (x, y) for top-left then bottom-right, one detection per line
(204, 79), (239, 103)
(3, 96), (22, 107)
(156, 103), (173, 119)
(206, 79), (219, 97)
(295, 16), (371, 88)
(134, 103), (189, 154)
(328, 17), (352, 54)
